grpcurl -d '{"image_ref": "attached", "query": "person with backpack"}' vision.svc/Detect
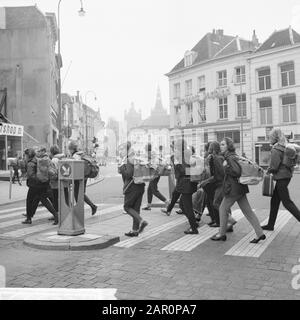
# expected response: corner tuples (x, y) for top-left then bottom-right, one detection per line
(200, 141), (237, 231)
(142, 143), (169, 211)
(118, 142), (148, 237)
(49, 145), (65, 213)
(68, 141), (98, 216)
(211, 137), (265, 243)
(174, 138), (199, 234)
(261, 128), (300, 231)
(22, 147), (58, 225)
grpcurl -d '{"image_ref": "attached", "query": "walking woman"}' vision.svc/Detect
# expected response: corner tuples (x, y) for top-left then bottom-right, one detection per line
(142, 143), (169, 211)
(200, 141), (237, 231)
(174, 138), (198, 234)
(22, 148), (58, 225)
(118, 142), (148, 237)
(262, 128), (300, 231)
(211, 137), (265, 243)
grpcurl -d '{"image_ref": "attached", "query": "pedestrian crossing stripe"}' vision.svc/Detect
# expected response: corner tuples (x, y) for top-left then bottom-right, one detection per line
(0, 288), (117, 300)
(0, 204), (123, 239)
(161, 209), (244, 252)
(225, 210), (291, 258)
(114, 216), (187, 248)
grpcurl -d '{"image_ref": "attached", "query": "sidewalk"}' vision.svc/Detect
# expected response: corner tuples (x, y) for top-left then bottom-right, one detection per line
(0, 177), (104, 206)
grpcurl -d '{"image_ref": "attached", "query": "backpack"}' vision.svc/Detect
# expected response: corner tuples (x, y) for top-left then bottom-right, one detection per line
(81, 154), (100, 178)
(282, 144), (298, 169)
(48, 160), (59, 182)
(237, 156), (264, 185)
(36, 155), (51, 183)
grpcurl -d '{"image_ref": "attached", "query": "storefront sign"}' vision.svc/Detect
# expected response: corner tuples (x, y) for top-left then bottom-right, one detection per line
(180, 87), (231, 104)
(0, 123), (24, 136)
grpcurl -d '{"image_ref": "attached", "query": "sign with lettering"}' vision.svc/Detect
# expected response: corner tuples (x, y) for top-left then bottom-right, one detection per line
(0, 123), (24, 136)
(179, 87), (231, 105)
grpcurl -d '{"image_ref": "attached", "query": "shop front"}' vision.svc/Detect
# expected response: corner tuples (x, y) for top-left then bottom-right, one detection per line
(0, 123), (24, 170)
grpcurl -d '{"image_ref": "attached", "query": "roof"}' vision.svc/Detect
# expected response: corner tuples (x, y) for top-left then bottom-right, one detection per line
(3, 6), (46, 29)
(169, 31), (254, 74)
(256, 27), (300, 52)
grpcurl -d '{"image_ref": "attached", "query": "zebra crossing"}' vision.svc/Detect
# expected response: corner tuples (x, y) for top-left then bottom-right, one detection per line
(114, 209), (295, 258)
(0, 203), (122, 239)
(0, 202), (295, 259)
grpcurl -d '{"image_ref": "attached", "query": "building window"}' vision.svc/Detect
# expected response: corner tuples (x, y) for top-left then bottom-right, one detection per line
(280, 62), (295, 87)
(185, 80), (192, 96)
(281, 94), (296, 123)
(235, 66), (246, 83)
(218, 97), (228, 119)
(216, 131), (240, 144)
(236, 93), (247, 118)
(217, 70), (227, 87)
(184, 54), (193, 67)
(174, 83), (180, 99)
(187, 103), (193, 124)
(258, 68), (271, 91)
(174, 105), (181, 127)
(198, 76), (205, 92)
(197, 100), (206, 123)
(259, 98), (272, 125)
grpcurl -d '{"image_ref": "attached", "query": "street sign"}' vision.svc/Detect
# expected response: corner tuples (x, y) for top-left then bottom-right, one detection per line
(60, 163), (72, 177)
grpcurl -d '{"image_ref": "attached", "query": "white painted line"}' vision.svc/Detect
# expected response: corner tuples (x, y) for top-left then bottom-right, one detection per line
(0, 203), (113, 221)
(0, 204), (124, 239)
(161, 209), (244, 252)
(114, 216), (187, 248)
(0, 288), (117, 300)
(0, 206), (26, 215)
(1, 223), (57, 238)
(225, 210), (291, 257)
(0, 212), (51, 229)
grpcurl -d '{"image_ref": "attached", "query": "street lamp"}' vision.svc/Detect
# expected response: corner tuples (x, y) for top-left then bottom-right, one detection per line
(84, 91), (98, 153)
(57, 0), (85, 150)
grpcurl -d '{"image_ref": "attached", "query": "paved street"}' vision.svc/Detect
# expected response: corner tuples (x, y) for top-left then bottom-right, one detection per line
(0, 164), (300, 300)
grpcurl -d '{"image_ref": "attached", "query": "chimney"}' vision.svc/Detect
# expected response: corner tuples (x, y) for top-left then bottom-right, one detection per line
(212, 29), (216, 35)
(216, 29), (224, 36)
(76, 90), (80, 103)
(252, 30), (259, 48)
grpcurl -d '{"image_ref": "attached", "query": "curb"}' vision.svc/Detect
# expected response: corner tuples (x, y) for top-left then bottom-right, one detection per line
(23, 234), (120, 251)
(0, 176), (105, 207)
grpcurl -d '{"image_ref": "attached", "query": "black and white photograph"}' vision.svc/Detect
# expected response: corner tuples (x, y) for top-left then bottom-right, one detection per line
(0, 0), (300, 306)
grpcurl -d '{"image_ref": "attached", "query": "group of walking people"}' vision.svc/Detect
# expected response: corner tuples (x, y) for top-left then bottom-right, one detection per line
(119, 128), (300, 244)
(21, 141), (98, 225)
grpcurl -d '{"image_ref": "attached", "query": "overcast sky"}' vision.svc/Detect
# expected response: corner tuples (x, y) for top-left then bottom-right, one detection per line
(2, 0), (300, 123)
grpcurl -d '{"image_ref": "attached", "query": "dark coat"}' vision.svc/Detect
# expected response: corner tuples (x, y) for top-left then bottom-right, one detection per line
(174, 161), (197, 194)
(223, 151), (249, 197)
(26, 157), (49, 188)
(118, 160), (145, 194)
(268, 143), (293, 180)
(203, 154), (225, 188)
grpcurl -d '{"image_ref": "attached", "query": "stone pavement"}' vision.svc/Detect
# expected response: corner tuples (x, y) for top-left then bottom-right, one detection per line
(1, 203), (300, 300)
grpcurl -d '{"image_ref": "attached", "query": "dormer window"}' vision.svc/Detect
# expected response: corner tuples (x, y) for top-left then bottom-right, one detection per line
(184, 51), (197, 67)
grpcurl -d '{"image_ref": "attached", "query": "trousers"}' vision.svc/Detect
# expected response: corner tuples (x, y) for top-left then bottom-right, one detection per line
(267, 178), (300, 227)
(147, 176), (167, 204)
(219, 194), (263, 237)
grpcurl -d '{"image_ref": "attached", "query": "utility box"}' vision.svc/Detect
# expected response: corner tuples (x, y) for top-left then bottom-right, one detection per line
(58, 160), (85, 236)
